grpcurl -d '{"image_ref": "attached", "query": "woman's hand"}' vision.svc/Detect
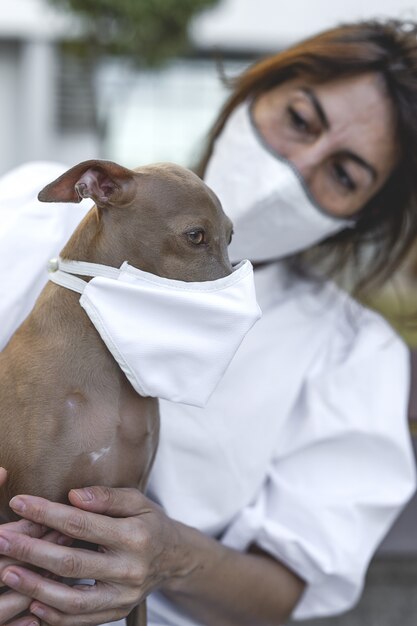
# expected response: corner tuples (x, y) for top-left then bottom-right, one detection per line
(0, 466), (42, 626)
(0, 483), (305, 626)
(0, 517), (48, 626)
(0, 467), (71, 626)
(0, 487), (191, 626)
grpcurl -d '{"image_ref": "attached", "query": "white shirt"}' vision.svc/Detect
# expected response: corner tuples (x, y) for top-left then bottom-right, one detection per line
(0, 163), (415, 623)
(0, 162), (91, 348)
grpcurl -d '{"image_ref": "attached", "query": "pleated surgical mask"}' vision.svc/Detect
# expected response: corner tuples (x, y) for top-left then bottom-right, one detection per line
(48, 257), (261, 407)
(204, 101), (354, 263)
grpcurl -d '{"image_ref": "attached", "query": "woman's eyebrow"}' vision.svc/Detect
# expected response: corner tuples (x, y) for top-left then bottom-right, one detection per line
(301, 87), (377, 182)
(300, 87), (329, 130)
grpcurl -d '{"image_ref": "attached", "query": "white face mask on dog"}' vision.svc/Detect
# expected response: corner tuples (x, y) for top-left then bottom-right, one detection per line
(204, 101), (354, 263)
(48, 257), (261, 407)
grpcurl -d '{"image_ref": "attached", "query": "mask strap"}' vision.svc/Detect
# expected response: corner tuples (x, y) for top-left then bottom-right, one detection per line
(58, 258), (121, 279)
(49, 269), (86, 294)
(47, 257), (121, 294)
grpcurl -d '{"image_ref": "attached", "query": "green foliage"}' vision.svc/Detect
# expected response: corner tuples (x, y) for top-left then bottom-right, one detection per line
(362, 291), (417, 347)
(48, 0), (220, 65)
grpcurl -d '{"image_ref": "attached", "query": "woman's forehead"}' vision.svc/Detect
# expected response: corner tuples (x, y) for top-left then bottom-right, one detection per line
(311, 73), (392, 124)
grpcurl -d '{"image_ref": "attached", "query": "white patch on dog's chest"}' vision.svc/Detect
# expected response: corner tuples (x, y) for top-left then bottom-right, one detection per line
(89, 446), (111, 464)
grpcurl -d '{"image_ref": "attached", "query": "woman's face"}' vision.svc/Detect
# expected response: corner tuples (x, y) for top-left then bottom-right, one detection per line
(252, 72), (400, 217)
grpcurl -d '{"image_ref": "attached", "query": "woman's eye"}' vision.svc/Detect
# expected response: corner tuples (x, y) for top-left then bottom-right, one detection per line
(186, 229), (206, 245)
(288, 107), (310, 133)
(333, 163), (356, 192)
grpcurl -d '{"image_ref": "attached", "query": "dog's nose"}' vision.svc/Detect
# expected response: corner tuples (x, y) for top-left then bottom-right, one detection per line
(214, 259), (234, 280)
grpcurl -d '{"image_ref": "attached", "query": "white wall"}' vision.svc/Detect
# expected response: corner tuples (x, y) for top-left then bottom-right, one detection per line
(192, 0), (417, 50)
(0, 0), (76, 40)
(0, 42), (20, 174)
(0, 0), (98, 175)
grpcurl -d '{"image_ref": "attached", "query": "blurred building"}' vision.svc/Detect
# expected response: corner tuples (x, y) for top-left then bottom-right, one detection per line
(0, 0), (99, 175)
(2, 0), (417, 175)
(105, 0), (417, 168)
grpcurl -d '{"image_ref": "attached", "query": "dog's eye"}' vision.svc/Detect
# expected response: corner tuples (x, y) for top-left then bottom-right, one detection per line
(186, 229), (206, 245)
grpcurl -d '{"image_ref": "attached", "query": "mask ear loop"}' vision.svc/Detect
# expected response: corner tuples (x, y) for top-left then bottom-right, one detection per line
(58, 258), (120, 280)
(47, 257), (121, 294)
(48, 266), (86, 294)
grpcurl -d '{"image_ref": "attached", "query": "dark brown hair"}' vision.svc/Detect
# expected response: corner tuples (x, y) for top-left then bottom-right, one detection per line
(196, 20), (417, 295)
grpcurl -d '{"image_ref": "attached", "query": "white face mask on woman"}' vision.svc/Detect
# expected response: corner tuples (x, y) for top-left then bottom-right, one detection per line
(204, 101), (354, 263)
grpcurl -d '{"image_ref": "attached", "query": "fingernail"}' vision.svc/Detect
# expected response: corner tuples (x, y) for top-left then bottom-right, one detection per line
(57, 533), (73, 546)
(0, 537), (10, 552)
(31, 605), (45, 618)
(10, 496), (26, 512)
(2, 571), (20, 586)
(73, 488), (93, 502)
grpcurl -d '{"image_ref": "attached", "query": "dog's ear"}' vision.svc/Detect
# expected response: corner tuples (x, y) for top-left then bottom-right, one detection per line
(38, 160), (135, 207)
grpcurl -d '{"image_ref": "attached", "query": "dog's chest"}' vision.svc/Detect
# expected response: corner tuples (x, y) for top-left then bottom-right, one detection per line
(61, 383), (159, 489)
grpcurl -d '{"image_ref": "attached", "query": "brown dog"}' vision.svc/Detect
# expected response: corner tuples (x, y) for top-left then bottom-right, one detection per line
(0, 159), (233, 625)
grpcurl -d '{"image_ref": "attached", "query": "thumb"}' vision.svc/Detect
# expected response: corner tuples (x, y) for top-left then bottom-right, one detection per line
(68, 486), (153, 517)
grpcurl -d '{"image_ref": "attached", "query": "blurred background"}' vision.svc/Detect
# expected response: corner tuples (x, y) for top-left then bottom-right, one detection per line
(3, 0), (417, 180)
(1, 1), (417, 623)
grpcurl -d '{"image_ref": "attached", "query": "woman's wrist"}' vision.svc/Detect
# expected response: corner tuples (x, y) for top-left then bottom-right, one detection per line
(158, 519), (305, 626)
(159, 519), (207, 593)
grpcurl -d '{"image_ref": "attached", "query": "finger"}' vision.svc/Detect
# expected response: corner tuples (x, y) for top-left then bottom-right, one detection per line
(0, 589), (32, 623)
(0, 568), (118, 615)
(32, 530), (73, 582)
(30, 600), (130, 626)
(8, 497), (123, 547)
(43, 530), (73, 547)
(0, 531), (71, 589)
(5, 616), (39, 626)
(0, 523), (50, 589)
(3, 520), (47, 538)
(68, 486), (151, 517)
(0, 467), (7, 487)
(0, 556), (28, 589)
(0, 532), (117, 581)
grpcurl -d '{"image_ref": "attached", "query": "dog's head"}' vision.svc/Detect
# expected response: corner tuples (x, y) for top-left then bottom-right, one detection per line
(38, 160), (233, 281)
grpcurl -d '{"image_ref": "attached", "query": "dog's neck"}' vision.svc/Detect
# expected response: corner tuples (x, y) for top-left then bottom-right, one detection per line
(59, 208), (137, 270)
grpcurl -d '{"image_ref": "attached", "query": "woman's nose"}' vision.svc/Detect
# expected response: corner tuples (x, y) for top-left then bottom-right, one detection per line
(289, 142), (326, 184)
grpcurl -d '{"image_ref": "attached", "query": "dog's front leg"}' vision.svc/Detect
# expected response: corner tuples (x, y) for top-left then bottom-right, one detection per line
(126, 600), (147, 626)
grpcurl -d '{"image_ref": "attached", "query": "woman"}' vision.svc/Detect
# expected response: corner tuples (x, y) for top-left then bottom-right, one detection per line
(0, 18), (416, 626)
